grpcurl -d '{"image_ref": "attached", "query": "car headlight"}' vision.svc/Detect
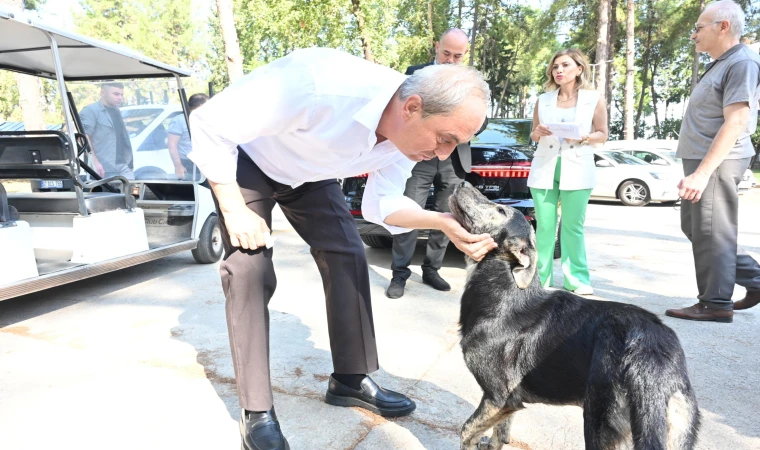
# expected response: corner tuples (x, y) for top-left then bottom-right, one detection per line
(649, 171), (672, 180)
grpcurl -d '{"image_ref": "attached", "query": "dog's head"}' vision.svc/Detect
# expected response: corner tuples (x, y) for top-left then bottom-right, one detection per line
(449, 182), (537, 289)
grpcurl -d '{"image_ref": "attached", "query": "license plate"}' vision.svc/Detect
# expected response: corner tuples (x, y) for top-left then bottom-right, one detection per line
(40, 180), (63, 189)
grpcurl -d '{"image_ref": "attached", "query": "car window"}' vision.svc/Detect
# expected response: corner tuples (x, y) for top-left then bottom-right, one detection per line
(121, 108), (164, 138)
(660, 149), (682, 164)
(600, 151), (649, 165)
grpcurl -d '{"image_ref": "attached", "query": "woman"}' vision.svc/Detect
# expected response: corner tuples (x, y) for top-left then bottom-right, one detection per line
(527, 48), (608, 295)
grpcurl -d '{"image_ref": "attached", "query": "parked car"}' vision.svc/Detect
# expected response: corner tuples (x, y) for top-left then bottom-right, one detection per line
(612, 141), (757, 194)
(121, 104), (185, 179)
(592, 150), (681, 206)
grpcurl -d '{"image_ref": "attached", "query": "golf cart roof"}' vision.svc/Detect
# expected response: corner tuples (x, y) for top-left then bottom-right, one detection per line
(0, 7), (191, 81)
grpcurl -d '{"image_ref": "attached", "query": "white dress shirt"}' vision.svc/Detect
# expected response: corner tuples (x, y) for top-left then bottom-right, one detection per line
(188, 48), (421, 234)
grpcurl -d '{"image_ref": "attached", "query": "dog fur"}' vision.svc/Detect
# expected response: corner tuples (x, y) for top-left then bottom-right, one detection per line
(449, 182), (700, 450)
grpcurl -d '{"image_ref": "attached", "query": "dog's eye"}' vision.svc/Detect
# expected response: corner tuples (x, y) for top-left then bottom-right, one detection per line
(498, 208), (508, 216)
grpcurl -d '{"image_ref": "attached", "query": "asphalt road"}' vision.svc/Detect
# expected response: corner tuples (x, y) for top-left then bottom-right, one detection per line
(1, 192), (759, 449)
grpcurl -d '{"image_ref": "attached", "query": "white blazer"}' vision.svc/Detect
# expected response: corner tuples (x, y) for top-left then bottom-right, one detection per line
(527, 89), (600, 191)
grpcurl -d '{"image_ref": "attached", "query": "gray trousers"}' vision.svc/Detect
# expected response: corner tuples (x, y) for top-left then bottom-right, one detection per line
(681, 158), (760, 310)
(214, 153), (378, 411)
(391, 157), (463, 280)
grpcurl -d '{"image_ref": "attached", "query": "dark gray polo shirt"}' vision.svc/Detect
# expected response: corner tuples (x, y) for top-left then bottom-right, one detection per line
(677, 44), (760, 160)
(79, 101), (134, 173)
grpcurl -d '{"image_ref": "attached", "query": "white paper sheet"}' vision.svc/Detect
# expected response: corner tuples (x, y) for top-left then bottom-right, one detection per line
(545, 122), (583, 141)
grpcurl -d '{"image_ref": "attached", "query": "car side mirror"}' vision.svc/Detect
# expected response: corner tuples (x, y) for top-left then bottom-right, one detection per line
(595, 160), (612, 168)
(651, 159), (668, 166)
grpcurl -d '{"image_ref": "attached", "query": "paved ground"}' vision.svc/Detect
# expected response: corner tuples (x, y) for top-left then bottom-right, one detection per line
(1, 191), (759, 450)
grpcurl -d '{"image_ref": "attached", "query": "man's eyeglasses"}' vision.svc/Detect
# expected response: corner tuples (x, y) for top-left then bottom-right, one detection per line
(693, 21), (723, 34)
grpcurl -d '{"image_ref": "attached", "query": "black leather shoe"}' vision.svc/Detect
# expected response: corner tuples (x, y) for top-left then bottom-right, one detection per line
(422, 270), (451, 291)
(325, 375), (416, 417)
(386, 277), (406, 299)
(240, 408), (290, 450)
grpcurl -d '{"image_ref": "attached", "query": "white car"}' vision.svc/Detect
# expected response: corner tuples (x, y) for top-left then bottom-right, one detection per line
(614, 143), (757, 194)
(592, 150), (681, 206)
(120, 104), (185, 179)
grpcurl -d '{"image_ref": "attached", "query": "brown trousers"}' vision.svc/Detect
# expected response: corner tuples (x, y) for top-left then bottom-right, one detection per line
(214, 152), (379, 411)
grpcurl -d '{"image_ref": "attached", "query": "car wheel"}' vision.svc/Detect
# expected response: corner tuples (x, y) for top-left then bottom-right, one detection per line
(192, 214), (224, 264)
(617, 180), (650, 206)
(554, 218), (561, 259)
(361, 235), (393, 248)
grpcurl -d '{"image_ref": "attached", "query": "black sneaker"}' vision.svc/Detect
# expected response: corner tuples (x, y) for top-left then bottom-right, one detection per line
(422, 271), (451, 291)
(385, 277), (406, 298)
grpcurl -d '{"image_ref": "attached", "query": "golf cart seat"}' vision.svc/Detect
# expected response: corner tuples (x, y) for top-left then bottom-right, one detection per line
(6, 191), (133, 214)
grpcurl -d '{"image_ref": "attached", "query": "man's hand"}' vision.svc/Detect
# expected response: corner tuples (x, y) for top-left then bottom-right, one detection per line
(221, 206), (270, 250)
(174, 164), (187, 180)
(439, 213), (496, 261)
(678, 171), (710, 202)
(93, 160), (104, 177)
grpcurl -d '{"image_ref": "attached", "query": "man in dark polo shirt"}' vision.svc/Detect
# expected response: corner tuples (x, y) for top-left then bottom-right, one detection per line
(666, 0), (760, 323)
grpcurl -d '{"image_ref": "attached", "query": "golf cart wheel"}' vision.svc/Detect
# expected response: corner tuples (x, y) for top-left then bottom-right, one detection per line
(618, 180), (650, 207)
(361, 235), (393, 248)
(192, 214), (224, 264)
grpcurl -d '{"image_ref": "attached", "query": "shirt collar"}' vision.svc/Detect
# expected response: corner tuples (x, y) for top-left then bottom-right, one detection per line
(717, 43), (745, 61)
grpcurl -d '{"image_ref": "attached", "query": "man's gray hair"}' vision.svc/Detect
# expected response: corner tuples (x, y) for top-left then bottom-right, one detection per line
(708, 0), (745, 38)
(398, 64), (490, 118)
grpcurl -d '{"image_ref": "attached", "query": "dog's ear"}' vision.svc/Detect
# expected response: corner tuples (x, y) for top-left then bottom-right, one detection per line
(508, 242), (536, 289)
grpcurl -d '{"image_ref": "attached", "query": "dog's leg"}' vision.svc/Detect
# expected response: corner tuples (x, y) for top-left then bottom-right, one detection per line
(485, 414), (515, 450)
(460, 396), (512, 450)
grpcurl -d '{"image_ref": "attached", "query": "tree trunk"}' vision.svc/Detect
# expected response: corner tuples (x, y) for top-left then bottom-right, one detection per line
(351, 0), (374, 62)
(691, 0), (707, 92)
(458, 0), (463, 28)
(650, 59), (660, 138)
(1, 0), (45, 130)
(427, 0), (435, 60)
(623, 0), (635, 140)
(469, 0), (480, 66)
(215, 0), (244, 83)
(595, 0), (610, 94)
(634, 2), (654, 138)
(606, 0), (618, 116)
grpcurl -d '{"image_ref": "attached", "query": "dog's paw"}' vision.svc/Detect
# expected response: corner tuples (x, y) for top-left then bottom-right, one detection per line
(477, 436), (493, 450)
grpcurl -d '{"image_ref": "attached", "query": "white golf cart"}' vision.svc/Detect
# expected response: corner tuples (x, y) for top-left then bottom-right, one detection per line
(0, 8), (222, 301)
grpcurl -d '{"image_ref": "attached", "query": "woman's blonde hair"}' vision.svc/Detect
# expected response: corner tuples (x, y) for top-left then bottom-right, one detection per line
(543, 48), (594, 92)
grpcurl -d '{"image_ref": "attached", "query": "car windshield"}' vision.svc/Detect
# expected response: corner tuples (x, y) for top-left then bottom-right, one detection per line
(601, 151), (649, 165)
(471, 119), (533, 146)
(121, 108), (164, 138)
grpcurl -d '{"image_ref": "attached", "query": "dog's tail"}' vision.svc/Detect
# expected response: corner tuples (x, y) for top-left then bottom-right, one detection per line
(625, 335), (701, 450)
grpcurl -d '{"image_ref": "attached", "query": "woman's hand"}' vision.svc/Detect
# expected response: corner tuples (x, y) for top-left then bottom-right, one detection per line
(531, 124), (553, 142)
(438, 213), (497, 261)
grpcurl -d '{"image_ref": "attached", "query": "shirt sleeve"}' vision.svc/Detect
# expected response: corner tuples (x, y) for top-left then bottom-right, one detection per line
(167, 115), (184, 136)
(723, 59), (760, 108)
(188, 63), (315, 184)
(361, 158), (421, 235)
(79, 105), (96, 136)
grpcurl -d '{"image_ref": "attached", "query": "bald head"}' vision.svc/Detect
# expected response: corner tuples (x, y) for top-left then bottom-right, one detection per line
(435, 28), (469, 65)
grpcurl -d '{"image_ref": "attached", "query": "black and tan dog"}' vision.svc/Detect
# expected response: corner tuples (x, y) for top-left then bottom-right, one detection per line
(449, 182), (700, 450)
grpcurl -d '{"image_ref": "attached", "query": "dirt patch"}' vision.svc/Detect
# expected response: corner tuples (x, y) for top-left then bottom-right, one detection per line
(3, 180), (31, 193)
(293, 367), (303, 377)
(0, 326), (32, 336)
(313, 374), (330, 382)
(196, 349), (237, 386)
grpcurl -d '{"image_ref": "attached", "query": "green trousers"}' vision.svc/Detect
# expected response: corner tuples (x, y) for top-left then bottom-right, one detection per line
(529, 157), (592, 290)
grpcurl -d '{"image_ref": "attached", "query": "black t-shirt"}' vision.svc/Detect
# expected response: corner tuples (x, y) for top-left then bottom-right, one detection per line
(106, 106), (131, 165)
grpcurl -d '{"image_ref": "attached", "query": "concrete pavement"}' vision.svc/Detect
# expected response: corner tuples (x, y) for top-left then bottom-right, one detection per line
(1, 192), (759, 449)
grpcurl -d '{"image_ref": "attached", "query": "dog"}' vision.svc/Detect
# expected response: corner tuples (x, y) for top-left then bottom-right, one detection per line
(449, 182), (700, 450)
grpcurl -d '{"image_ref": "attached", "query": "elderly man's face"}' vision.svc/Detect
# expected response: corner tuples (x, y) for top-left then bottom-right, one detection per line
(435, 33), (469, 65)
(393, 95), (486, 162)
(101, 86), (124, 108)
(691, 10), (723, 53)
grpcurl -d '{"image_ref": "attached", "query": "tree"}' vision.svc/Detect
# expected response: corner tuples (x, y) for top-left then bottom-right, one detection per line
(351, 0), (374, 62)
(623, 0), (635, 140)
(216, 0), (243, 81)
(595, 0), (609, 95)
(690, 0), (706, 92)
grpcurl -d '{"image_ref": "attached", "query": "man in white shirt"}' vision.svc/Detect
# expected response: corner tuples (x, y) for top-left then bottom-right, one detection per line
(189, 47), (493, 450)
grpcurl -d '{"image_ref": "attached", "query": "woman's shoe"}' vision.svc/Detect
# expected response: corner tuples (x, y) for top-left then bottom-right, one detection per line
(573, 285), (594, 296)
